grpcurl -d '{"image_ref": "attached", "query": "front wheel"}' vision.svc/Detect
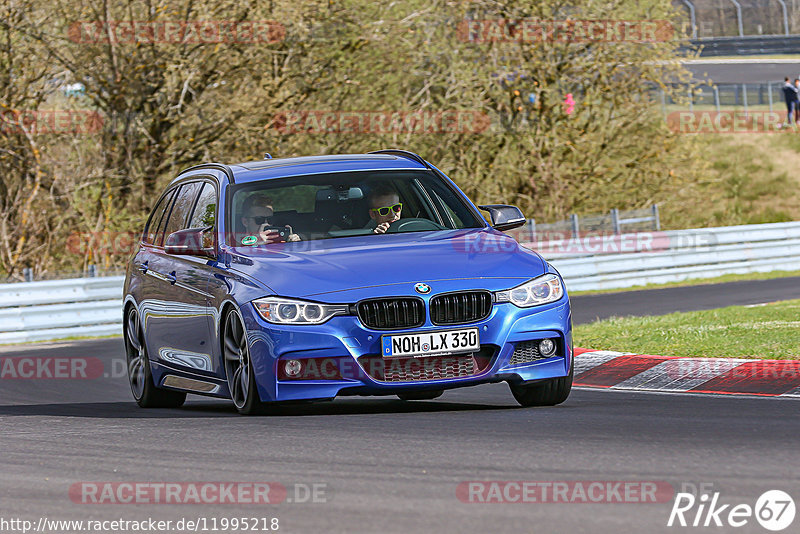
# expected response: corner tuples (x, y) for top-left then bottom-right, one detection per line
(124, 307), (186, 408)
(223, 309), (267, 415)
(508, 366), (573, 407)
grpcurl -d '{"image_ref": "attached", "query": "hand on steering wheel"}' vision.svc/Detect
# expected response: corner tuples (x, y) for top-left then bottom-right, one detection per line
(373, 221), (392, 234)
(385, 218), (445, 233)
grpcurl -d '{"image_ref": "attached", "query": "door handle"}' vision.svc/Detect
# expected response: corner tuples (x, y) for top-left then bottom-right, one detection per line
(139, 261), (148, 274)
(166, 271), (177, 285)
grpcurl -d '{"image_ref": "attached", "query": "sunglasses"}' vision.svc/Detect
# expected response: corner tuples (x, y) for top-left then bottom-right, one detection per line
(248, 215), (272, 225)
(370, 202), (403, 217)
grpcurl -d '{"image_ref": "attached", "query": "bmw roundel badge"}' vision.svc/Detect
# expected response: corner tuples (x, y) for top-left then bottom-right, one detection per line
(414, 283), (431, 294)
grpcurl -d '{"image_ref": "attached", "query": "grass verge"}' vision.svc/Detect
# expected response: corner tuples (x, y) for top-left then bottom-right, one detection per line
(660, 132), (800, 229)
(573, 299), (800, 360)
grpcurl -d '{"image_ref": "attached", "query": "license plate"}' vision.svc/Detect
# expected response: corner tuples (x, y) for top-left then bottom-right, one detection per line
(381, 328), (480, 358)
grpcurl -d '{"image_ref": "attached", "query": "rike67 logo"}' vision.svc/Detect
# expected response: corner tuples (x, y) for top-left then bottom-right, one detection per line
(668, 489), (795, 531)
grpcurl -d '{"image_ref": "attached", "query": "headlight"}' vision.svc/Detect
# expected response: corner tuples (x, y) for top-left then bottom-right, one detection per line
(252, 297), (350, 325)
(494, 274), (564, 307)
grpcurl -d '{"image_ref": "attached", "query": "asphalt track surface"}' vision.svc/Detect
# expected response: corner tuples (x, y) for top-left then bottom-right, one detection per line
(2, 278), (799, 534)
(570, 275), (800, 324)
(684, 59), (800, 83)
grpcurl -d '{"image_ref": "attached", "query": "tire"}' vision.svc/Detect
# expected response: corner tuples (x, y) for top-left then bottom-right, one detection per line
(124, 307), (186, 409)
(508, 365), (573, 407)
(397, 390), (444, 401)
(223, 309), (267, 415)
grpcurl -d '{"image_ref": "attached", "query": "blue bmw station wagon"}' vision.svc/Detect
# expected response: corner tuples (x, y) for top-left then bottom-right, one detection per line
(123, 150), (573, 414)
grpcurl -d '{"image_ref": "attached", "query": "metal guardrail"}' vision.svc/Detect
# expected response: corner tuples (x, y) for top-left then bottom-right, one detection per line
(689, 35), (800, 57)
(0, 276), (124, 344)
(538, 221), (800, 291)
(1, 221), (798, 343)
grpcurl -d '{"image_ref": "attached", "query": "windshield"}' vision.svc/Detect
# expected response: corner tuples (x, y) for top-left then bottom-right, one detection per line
(227, 171), (484, 245)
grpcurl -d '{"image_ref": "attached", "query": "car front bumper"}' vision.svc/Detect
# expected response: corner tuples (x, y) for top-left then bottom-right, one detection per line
(238, 295), (573, 403)
(240, 296), (573, 401)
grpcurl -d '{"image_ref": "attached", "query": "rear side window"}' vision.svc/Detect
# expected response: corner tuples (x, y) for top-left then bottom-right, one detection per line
(144, 189), (176, 245)
(188, 182), (217, 229)
(163, 182), (202, 240)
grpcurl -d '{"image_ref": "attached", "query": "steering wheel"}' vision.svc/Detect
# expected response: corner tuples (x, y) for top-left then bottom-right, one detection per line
(386, 218), (446, 233)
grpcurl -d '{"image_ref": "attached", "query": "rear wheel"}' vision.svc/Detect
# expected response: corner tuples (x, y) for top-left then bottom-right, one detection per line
(223, 309), (266, 415)
(509, 366), (573, 407)
(397, 390), (444, 401)
(124, 307), (186, 408)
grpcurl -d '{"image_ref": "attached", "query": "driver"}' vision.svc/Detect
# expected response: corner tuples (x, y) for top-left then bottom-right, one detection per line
(367, 184), (402, 234)
(240, 194), (301, 244)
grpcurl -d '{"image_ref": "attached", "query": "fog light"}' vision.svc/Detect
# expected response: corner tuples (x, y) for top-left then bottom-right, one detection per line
(538, 339), (556, 357)
(284, 359), (303, 377)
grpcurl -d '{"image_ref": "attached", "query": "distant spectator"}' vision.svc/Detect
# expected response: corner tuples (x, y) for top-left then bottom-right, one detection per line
(563, 93), (575, 115)
(794, 79), (800, 123)
(782, 77), (797, 127)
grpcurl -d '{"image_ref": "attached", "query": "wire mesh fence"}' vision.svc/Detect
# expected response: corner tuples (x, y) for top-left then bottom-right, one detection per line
(506, 205), (661, 243)
(677, 0), (799, 38)
(656, 83), (800, 114)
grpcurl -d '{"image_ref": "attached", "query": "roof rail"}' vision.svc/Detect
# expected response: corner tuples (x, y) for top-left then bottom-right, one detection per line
(368, 149), (430, 169)
(178, 162), (236, 184)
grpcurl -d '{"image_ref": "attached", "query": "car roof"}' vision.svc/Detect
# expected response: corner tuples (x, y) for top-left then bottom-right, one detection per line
(227, 153), (429, 183)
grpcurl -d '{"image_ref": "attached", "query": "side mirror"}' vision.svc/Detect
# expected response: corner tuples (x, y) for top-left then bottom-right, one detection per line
(164, 227), (216, 258)
(478, 204), (526, 231)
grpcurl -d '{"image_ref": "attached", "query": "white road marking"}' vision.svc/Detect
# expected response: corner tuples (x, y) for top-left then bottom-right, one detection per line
(573, 350), (631, 375)
(611, 358), (747, 392)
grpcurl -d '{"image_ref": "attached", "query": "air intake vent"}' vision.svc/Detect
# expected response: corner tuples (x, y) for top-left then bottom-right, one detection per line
(508, 340), (552, 366)
(430, 291), (492, 325)
(357, 346), (495, 382)
(356, 297), (425, 330)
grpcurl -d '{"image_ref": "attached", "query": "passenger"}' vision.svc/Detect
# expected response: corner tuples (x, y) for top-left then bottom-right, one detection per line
(240, 194), (300, 244)
(366, 184), (402, 234)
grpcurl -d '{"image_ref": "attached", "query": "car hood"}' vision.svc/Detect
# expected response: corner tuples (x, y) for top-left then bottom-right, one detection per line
(226, 228), (546, 301)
